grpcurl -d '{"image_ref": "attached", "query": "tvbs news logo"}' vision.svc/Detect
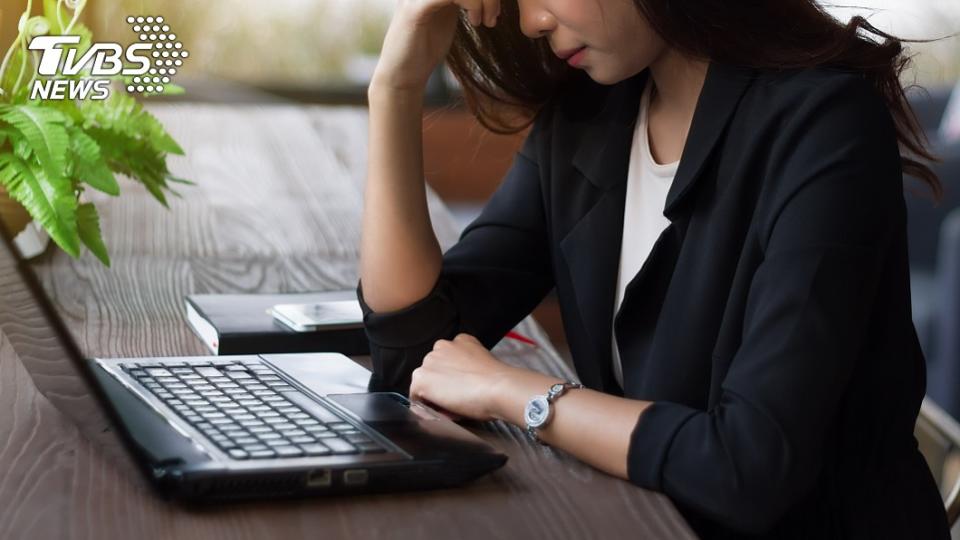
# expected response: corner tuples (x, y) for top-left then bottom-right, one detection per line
(28, 15), (188, 101)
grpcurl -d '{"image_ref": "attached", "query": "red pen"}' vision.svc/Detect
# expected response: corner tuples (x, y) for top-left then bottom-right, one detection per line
(506, 330), (538, 347)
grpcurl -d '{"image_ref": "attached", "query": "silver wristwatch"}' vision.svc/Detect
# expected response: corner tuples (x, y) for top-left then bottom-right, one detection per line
(524, 381), (583, 444)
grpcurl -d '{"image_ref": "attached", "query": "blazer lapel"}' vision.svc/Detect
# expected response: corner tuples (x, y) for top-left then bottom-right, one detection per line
(663, 61), (756, 220)
(559, 61), (754, 394)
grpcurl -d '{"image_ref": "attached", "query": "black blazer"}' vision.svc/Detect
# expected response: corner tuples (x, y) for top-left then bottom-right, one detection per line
(356, 61), (950, 538)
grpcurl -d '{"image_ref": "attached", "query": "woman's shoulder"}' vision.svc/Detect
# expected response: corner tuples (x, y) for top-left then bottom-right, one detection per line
(746, 64), (892, 125)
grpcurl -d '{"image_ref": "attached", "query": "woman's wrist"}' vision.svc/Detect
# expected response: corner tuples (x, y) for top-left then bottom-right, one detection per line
(486, 366), (562, 426)
(368, 74), (427, 104)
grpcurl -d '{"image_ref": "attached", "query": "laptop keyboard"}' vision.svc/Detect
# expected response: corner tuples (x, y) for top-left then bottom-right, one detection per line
(120, 360), (387, 460)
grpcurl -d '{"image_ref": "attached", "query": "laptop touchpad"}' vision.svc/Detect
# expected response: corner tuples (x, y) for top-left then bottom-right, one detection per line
(262, 353), (371, 396)
(327, 393), (422, 423)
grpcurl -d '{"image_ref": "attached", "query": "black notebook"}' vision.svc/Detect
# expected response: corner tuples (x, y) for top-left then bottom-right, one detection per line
(184, 290), (369, 356)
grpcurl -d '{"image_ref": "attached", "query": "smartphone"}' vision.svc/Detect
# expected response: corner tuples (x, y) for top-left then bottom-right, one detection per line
(270, 301), (364, 332)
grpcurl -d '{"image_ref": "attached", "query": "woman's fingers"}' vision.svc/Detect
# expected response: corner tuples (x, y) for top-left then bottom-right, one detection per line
(483, 0), (500, 27)
(421, 0), (499, 27)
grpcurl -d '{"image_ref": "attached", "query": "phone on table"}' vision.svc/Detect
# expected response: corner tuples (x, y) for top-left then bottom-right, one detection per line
(270, 301), (363, 332)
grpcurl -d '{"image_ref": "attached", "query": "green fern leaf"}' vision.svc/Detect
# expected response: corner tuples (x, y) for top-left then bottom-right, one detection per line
(68, 126), (119, 195)
(85, 126), (171, 207)
(77, 202), (110, 266)
(0, 104), (70, 188)
(80, 92), (185, 155)
(0, 154), (80, 256)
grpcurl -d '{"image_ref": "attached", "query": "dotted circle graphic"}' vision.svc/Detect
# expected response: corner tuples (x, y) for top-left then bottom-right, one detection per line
(125, 14), (187, 95)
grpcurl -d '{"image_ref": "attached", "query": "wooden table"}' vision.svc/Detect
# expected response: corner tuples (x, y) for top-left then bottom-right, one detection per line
(0, 104), (695, 539)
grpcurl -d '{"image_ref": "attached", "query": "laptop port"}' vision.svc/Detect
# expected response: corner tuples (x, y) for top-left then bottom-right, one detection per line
(306, 469), (332, 487)
(343, 469), (368, 486)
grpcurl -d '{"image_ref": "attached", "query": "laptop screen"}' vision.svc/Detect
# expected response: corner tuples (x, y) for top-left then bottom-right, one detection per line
(0, 221), (117, 444)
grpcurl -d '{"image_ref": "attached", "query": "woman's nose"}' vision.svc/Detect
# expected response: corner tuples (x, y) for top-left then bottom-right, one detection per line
(518, 5), (557, 39)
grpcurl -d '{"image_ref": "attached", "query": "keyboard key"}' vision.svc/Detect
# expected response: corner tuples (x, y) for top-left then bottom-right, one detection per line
(146, 368), (173, 377)
(228, 449), (249, 460)
(345, 433), (373, 444)
(249, 449), (276, 459)
(274, 446), (304, 457)
(197, 367), (224, 378)
(322, 439), (357, 454)
(266, 439), (292, 447)
(290, 436), (315, 444)
(329, 423), (353, 432)
(242, 444), (269, 452)
(301, 444), (331, 456)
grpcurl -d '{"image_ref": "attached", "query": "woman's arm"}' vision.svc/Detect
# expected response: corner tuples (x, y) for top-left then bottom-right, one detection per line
(360, 0), (501, 312)
(408, 333), (651, 479)
(360, 86), (442, 313)
(491, 364), (652, 479)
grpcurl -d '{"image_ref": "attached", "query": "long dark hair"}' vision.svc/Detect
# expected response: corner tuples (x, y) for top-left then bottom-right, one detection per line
(446, 1), (949, 200)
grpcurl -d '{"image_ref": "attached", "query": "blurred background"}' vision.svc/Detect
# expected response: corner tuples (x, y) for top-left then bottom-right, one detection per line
(1, 0), (959, 408)
(0, 1), (959, 524)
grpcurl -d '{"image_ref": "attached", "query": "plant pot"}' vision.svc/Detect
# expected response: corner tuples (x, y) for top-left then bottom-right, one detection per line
(0, 185), (32, 237)
(0, 186), (51, 259)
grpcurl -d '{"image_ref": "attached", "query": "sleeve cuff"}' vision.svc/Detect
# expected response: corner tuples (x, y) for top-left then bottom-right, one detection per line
(627, 401), (699, 490)
(356, 279), (460, 349)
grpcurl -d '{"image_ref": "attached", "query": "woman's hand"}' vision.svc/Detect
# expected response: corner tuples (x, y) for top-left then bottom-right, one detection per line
(409, 333), (518, 421)
(372, 0), (502, 94)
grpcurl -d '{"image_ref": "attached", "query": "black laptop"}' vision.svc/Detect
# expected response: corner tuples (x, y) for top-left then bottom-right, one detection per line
(0, 224), (506, 502)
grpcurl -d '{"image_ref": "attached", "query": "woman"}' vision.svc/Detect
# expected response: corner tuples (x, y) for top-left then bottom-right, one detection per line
(356, 0), (951, 537)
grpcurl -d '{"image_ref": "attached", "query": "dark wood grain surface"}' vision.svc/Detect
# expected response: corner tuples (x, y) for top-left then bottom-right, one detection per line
(0, 103), (696, 539)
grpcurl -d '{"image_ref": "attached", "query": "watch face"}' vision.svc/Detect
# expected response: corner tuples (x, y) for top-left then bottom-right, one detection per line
(524, 395), (550, 428)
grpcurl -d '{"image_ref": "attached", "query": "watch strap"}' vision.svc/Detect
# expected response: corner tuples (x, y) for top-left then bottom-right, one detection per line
(525, 380), (582, 444)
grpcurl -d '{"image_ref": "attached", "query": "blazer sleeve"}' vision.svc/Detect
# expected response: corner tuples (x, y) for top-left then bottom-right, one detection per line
(625, 75), (903, 534)
(356, 107), (555, 395)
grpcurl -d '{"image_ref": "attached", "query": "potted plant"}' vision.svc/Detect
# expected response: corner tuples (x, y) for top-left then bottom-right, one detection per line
(0, 0), (188, 265)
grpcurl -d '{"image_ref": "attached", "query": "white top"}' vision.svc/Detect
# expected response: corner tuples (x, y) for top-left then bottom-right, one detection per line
(941, 79), (960, 144)
(611, 79), (680, 389)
